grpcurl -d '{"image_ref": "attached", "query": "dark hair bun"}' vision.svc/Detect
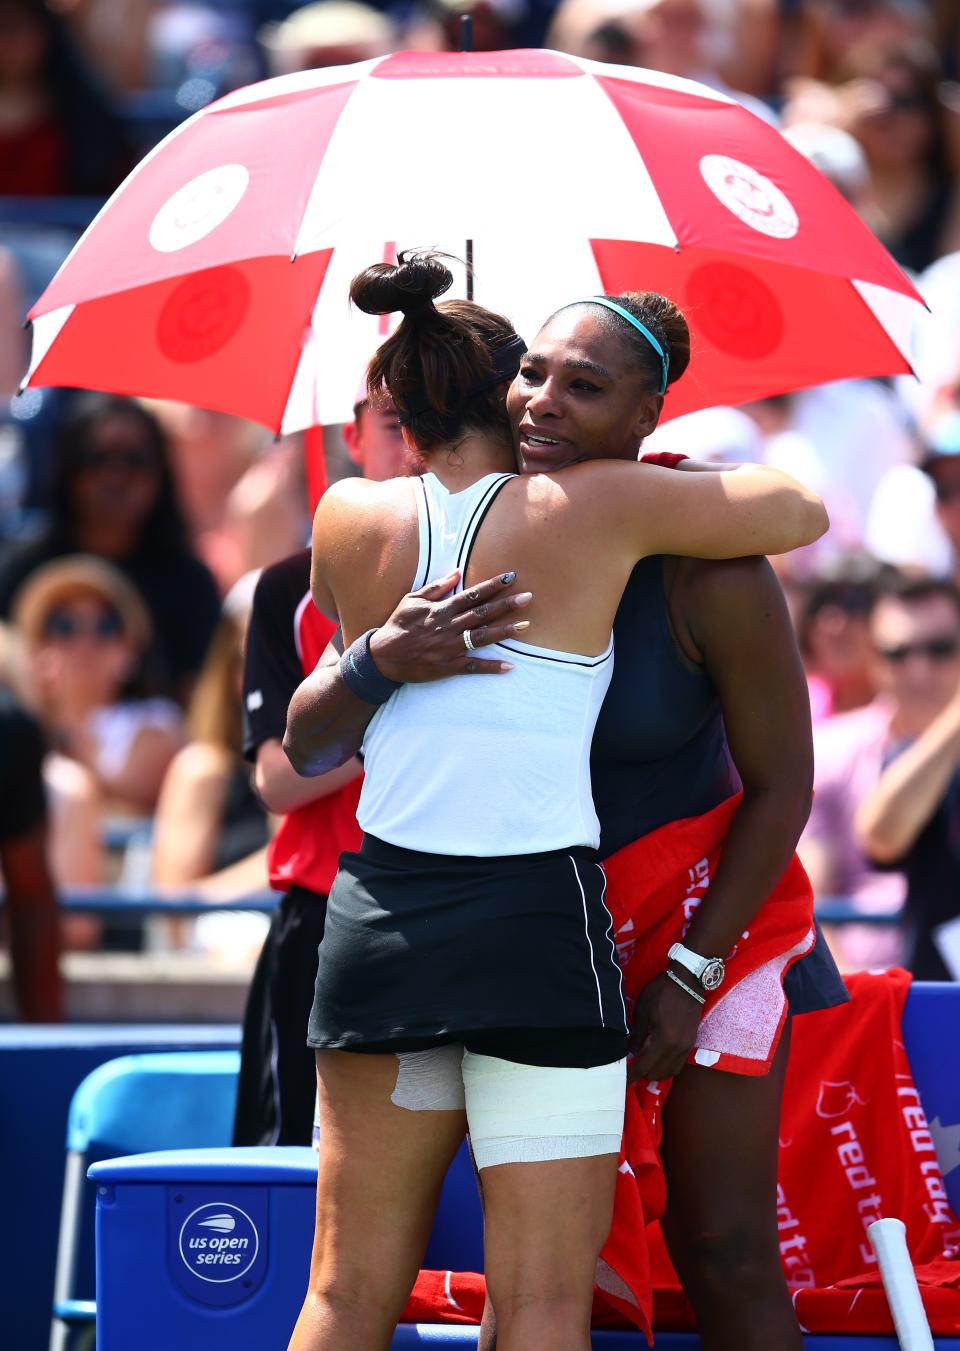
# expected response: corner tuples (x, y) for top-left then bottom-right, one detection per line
(614, 291), (691, 390)
(349, 250), (453, 319)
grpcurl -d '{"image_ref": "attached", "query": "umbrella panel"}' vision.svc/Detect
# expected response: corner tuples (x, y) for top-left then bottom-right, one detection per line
(30, 253), (332, 432)
(33, 81), (354, 315)
(594, 73), (918, 300)
(592, 241), (913, 418)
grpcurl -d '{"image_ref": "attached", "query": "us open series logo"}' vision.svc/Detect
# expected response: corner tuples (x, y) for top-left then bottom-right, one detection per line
(178, 1201), (259, 1283)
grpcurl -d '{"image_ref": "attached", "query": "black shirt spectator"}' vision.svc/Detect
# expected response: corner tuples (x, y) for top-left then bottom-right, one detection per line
(879, 751), (960, 980)
(0, 686), (62, 1020)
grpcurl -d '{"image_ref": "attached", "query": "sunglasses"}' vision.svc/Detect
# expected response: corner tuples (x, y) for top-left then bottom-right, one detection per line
(75, 447), (157, 474)
(876, 636), (960, 664)
(42, 608), (125, 641)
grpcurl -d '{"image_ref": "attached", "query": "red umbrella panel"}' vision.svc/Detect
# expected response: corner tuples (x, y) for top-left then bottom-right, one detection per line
(24, 49), (924, 432)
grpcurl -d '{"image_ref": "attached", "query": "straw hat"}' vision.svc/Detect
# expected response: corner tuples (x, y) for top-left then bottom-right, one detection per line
(11, 556), (153, 652)
(260, 3), (396, 74)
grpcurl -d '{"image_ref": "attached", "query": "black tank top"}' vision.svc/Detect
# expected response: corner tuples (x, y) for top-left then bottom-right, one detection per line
(591, 555), (740, 860)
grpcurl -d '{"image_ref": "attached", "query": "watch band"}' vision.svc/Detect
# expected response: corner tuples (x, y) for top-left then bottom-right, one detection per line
(668, 941), (726, 992)
(668, 941), (710, 981)
(665, 968), (705, 1006)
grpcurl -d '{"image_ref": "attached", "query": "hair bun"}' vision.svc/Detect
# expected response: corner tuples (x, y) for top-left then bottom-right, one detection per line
(350, 250), (453, 319)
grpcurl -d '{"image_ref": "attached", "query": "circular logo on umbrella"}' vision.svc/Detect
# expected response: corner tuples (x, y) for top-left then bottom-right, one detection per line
(149, 164), (250, 253)
(686, 262), (785, 360)
(699, 155), (799, 240)
(157, 266), (250, 364)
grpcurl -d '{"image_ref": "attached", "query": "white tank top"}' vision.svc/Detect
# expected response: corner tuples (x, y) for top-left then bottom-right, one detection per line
(357, 472), (614, 855)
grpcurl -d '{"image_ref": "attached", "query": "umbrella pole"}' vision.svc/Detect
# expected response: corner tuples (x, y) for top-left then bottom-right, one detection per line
(459, 14), (474, 301)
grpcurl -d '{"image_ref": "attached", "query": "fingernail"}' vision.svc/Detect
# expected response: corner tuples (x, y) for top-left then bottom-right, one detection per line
(500, 571), (516, 584)
(515, 591), (533, 605)
(513, 620), (531, 632)
(499, 662), (514, 672)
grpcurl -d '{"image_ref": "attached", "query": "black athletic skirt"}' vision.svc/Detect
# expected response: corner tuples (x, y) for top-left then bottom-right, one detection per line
(307, 834), (629, 1059)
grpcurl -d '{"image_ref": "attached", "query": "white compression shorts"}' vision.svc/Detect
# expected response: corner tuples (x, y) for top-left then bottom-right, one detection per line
(390, 1045), (627, 1170)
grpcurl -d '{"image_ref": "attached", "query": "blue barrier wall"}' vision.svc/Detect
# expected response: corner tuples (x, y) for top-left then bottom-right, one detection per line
(0, 1025), (240, 1351)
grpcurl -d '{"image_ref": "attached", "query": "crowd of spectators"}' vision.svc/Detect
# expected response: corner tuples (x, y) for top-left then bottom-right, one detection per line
(2, 0), (960, 1019)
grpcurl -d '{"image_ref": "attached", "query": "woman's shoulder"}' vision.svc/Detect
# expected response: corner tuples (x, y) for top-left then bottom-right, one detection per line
(673, 553), (778, 596)
(316, 474), (411, 523)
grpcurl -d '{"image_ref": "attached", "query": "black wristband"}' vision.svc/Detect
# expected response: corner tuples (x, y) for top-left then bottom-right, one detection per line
(339, 628), (403, 706)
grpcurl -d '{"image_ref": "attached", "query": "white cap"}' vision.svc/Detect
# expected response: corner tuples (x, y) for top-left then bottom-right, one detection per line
(783, 122), (870, 202)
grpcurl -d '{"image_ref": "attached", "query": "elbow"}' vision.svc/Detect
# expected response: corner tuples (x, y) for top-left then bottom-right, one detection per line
(281, 727), (313, 778)
(253, 760), (294, 815)
(853, 815), (904, 867)
(857, 832), (902, 867)
(281, 724), (345, 780)
(792, 494), (829, 550)
(807, 496), (830, 545)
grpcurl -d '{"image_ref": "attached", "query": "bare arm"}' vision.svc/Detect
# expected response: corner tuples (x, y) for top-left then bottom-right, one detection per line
(679, 559), (814, 954)
(191, 846), (271, 902)
(1, 826), (63, 1022)
(254, 737), (362, 814)
(151, 744), (232, 887)
(631, 557), (814, 1081)
(855, 695), (960, 864)
(284, 570), (533, 776)
(601, 459), (828, 559)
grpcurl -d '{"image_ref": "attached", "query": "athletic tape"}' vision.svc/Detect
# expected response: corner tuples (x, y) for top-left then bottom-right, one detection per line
(463, 1054), (627, 1170)
(391, 1044), (466, 1111)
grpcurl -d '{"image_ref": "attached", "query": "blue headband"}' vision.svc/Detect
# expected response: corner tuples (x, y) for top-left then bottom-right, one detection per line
(564, 297), (669, 395)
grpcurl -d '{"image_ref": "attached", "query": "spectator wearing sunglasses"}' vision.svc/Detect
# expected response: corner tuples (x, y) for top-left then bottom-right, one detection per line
(0, 393), (221, 703)
(799, 572), (960, 974)
(10, 555), (184, 828)
(855, 576), (960, 978)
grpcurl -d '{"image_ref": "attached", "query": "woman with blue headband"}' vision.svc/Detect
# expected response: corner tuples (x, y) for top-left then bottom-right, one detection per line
(284, 252), (827, 1351)
(301, 287), (844, 1349)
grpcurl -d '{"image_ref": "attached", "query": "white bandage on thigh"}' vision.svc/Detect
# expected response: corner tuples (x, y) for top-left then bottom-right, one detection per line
(463, 1053), (627, 1170)
(390, 1044), (466, 1111)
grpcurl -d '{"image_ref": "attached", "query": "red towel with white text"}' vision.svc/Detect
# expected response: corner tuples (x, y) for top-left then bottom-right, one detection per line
(401, 970), (960, 1337)
(593, 791), (815, 1337)
(604, 790), (816, 1077)
(646, 968), (960, 1335)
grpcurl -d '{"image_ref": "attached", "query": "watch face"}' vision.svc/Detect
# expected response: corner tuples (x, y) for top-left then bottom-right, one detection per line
(701, 960), (725, 991)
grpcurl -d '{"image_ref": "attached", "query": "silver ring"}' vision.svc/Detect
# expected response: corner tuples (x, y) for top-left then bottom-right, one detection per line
(463, 628), (477, 652)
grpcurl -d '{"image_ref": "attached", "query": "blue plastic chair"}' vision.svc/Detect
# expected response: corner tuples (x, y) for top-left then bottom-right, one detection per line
(50, 1050), (239, 1351)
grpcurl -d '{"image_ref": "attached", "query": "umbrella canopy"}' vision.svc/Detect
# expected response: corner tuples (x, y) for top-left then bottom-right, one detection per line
(25, 48), (923, 432)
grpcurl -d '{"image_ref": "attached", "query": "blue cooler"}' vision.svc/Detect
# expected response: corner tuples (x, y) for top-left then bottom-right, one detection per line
(89, 1141), (484, 1349)
(90, 1147), (318, 1349)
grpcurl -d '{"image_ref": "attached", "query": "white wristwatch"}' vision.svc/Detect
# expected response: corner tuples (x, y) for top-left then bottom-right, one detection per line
(668, 941), (726, 992)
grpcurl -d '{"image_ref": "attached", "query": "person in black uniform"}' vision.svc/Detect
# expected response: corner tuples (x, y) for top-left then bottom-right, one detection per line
(0, 686), (62, 1021)
(232, 389), (409, 1145)
(289, 292), (845, 1351)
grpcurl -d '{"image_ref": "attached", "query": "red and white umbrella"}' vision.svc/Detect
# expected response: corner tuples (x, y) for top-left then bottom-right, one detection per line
(25, 47), (923, 432)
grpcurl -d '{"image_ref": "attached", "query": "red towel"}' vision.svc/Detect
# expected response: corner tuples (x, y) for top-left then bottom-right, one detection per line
(646, 968), (960, 1336)
(594, 792), (816, 1338)
(603, 790), (816, 1077)
(402, 970), (960, 1337)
